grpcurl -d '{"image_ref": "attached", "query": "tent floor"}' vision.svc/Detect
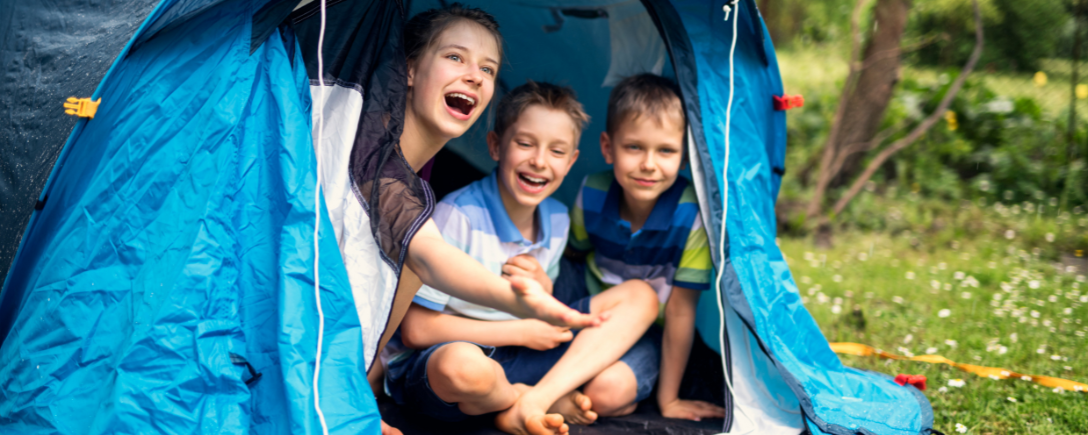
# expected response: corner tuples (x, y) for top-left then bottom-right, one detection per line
(378, 396), (724, 435)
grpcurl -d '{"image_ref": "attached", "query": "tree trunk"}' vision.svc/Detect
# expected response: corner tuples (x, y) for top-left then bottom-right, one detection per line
(806, 0), (912, 220)
(829, 0), (912, 187)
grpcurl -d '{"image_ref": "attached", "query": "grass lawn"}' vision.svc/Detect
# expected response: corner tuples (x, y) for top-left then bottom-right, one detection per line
(778, 227), (1087, 434)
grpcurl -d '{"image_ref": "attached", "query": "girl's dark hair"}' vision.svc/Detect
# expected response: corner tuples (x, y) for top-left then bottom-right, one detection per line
(403, 3), (504, 67)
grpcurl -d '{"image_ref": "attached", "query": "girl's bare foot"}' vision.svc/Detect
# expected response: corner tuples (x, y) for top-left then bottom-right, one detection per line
(548, 391), (597, 425)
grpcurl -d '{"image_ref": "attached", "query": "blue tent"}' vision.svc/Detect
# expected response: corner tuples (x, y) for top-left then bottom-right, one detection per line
(0, 0), (935, 434)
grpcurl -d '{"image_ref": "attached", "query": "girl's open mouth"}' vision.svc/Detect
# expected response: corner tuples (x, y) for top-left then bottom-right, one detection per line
(517, 172), (549, 194)
(444, 92), (476, 120)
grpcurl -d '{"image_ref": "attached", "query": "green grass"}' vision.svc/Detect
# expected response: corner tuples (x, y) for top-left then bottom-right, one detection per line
(778, 223), (1087, 434)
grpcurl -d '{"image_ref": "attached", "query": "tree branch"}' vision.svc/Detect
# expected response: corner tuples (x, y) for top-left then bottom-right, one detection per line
(828, 0), (984, 218)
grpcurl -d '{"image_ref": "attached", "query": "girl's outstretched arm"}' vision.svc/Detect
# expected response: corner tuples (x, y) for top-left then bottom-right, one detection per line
(405, 218), (604, 329)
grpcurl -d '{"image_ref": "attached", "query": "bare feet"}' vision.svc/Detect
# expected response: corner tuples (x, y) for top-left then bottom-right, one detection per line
(548, 390), (597, 425)
(495, 391), (568, 435)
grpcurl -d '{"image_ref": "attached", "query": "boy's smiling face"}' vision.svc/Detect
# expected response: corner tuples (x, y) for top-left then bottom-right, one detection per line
(601, 113), (685, 216)
(488, 104), (580, 211)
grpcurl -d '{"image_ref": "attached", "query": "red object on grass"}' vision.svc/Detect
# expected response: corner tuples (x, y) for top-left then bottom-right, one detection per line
(894, 374), (927, 391)
(773, 94), (804, 111)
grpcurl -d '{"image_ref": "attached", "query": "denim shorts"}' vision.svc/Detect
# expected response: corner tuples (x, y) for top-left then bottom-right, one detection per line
(385, 258), (662, 422)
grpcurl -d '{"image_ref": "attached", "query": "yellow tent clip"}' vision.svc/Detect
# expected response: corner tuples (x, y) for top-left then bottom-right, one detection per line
(64, 97), (101, 119)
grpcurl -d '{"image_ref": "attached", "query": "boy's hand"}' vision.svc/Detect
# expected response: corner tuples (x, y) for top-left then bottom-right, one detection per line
(508, 275), (607, 329)
(659, 399), (726, 422)
(518, 319), (574, 350)
(502, 254), (553, 294)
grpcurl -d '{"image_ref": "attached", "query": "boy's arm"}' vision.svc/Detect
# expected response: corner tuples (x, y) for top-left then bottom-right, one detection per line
(405, 219), (604, 329)
(399, 303), (573, 350)
(658, 286), (726, 421)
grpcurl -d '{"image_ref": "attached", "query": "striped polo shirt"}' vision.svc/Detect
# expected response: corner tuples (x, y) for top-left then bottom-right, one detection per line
(413, 171), (569, 321)
(569, 171), (712, 304)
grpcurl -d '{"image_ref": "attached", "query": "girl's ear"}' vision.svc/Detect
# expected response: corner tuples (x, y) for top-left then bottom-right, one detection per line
(599, 132), (614, 165)
(406, 59), (417, 87)
(487, 131), (502, 162)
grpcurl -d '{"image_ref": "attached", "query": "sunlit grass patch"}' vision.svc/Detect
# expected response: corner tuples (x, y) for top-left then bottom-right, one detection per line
(780, 227), (1087, 434)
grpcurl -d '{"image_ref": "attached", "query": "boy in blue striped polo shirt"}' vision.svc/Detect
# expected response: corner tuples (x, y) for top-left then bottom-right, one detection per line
(568, 74), (725, 421)
(387, 81), (660, 434)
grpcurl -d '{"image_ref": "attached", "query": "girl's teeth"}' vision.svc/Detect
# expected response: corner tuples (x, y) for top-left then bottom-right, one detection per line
(449, 93), (475, 105)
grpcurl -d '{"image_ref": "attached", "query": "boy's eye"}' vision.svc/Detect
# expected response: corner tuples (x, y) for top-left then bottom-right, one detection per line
(551, 148), (566, 156)
(625, 144), (641, 151)
(517, 142), (532, 148)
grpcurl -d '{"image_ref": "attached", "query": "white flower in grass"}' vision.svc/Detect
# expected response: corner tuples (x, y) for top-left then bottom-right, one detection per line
(1053, 387), (1065, 394)
(858, 252), (868, 261)
(1046, 233), (1055, 243)
(999, 346), (1008, 355)
(954, 271), (966, 280)
(926, 347), (938, 354)
(1021, 375), (1032, 381)
(955, 423), (967, 433)
(948, 379), (966, 388)
(944, 283), (953, 291)
(963, 276), (979, 288)
(1007, 397), (1017, 403)
(831, 305), (842, 314)
(833, 297), (843, 305)
(801, 276), (812, 284)
(1078, 275), (1086, 283)
(939, 262), (948, 270)
(962, 292), (973, 299)
(832, 274), (842, 283)
(1051, 355), (1062, 361)
(1005, 230), (1016, 240)
(1075, 386), (1085, 392)
(1029, 280), (1041, 289)
(1031, 310), (1040, 318)
(903, 334), (913, 344)
(897, 347), (914, 357)
(938, 309), (952, 318)
(988, 262), (997, 269)
(893, 296), (905, 304)
(1065, 366), (1073, 371)
(938, 386), (948, 393)
(931, 280), (941, 290)
(1001, 371), (1011, 377)
(803, 252), (815, 261)
(1080, 295), (1088, 303)
(1010, 333), (1018, 343)
(906, 271), (916, 280)
(1064, 308), (1072, 315)
(945, 339), (958, 347)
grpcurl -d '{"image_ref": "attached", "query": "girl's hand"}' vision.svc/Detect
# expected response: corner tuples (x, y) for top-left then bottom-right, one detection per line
(659, 399), (726, 421)
(502, 254), (553, 294)
(518, 319), (574, 350)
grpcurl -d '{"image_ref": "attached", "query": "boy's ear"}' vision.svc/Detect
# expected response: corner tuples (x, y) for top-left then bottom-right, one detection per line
(487, 131), (502, 162)
(599, 132), (614, 165)
(566, 148), (580, 172)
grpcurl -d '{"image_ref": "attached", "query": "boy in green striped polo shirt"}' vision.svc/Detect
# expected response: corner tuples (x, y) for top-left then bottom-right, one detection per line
(568, 74), (724, 421)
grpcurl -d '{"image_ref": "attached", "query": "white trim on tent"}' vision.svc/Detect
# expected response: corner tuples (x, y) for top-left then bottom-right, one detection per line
(311, 84), (400, 371)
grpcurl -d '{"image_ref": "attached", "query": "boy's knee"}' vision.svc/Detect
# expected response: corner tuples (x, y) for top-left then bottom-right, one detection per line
(429, 343), (497, 398)
(584, 363), (639, 416)
(617, 280), (659, 321)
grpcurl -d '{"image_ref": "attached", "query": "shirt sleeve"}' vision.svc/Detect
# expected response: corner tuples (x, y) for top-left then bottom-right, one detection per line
(412, 202), (468, 311)
(673, 212), (713, 291)
(567, 177), (593, 253)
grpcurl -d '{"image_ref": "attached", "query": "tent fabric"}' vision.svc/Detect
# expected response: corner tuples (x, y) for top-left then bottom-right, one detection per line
(0, 0), (158, 297)
(0, 0), (377, 433)
(670, 1), (935, 434)
(0, 0), (936, 434)
(292, 0), (424, 372)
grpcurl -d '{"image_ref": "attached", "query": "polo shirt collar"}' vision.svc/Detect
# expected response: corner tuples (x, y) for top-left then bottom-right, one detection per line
(482, 170), (552, 248)
(603, 176), (688, 232)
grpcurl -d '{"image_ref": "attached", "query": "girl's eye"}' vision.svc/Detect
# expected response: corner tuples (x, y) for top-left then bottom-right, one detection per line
(625, 144), (641, 151)
(481, 66), (495, 76)
(517, 142), (532, 148)
(447, 54), (462, 62)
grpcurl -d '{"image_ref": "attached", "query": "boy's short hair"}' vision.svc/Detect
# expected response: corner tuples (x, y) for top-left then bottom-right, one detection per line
(606, 74), (686, 135)
(493, 80), (590, 146)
